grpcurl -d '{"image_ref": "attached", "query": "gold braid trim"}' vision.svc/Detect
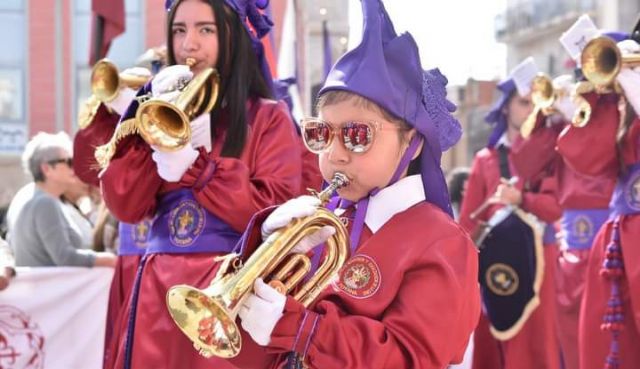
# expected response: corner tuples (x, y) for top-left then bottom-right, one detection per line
(77, 95), (101, 130)
(94, 118), (138, 169)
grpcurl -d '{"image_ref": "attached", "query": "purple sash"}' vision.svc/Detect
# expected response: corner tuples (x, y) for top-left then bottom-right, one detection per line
(146, 189), (241, 254)
(560, 208), (610, 250)
(609, 162), (640, 218)
(118, 221), (152, 256)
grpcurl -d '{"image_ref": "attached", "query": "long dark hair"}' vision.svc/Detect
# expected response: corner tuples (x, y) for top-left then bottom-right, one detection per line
(166, 0), (272, 158)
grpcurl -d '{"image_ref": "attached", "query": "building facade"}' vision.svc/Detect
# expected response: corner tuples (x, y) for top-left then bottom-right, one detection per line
(0, 0), (349, 207)
(496, 0), (640, 74)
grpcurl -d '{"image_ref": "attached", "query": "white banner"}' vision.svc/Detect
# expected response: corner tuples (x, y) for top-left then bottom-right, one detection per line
(0, 267), (114, 369)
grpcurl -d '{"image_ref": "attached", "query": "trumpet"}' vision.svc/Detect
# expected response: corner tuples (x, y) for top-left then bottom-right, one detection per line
(166, 173), (351, 359)
(78, 59), (151, 129)
(94, 58), (220, 168)
(135, 58), (219, 152)
(581, 36), (640, 88)
(521, 74), (556, 138)
(92, 59), (150, 103)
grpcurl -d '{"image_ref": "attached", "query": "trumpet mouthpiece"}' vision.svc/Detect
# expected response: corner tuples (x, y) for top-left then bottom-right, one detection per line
(186, 58), (197, 67)
(332, 172), (350, 189)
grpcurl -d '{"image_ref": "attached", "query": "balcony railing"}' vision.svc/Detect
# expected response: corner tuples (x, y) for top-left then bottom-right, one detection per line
(495, 0), (597, 40)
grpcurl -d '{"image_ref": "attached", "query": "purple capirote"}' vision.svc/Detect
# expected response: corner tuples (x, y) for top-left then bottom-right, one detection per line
(319, 0), (462, 217)
(484, 78), (516, 148)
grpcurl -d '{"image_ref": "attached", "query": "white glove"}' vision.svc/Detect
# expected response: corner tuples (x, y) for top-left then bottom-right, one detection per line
(239, 278), (286, 346)
(122, 66), (152, 79)
(616, 40), (640, 116)
(292, 225), (336, 254)
(617, 39), (640, 55)
(105, 67), (152, 115)
(552, 75), (577, 121)
(617, 67), (640, 117)
(151, 65), (193, 97)
(261, 196), (321, 240)
(190, 114), (212, 152)
(151, 144), (199, 182)
(104, 87), (137, 116)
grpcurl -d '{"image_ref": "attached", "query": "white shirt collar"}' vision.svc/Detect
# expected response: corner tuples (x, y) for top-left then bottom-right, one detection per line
(496, 132), (511, 148)
(364, 175), (426, 233)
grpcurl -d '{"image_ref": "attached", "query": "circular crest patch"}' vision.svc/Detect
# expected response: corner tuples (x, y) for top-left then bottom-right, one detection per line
(334, 255), (381, 299)
(486, 263), (519, 296)
(625, 171), (640, 212)
(168, 200), (205, 247)
(132, 219), (152, 248)
(572, 214), (594, 244)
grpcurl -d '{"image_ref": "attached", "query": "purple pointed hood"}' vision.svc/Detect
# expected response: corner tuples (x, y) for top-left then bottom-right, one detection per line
(484, 78), (516, 148)
(319, 0), (462, 216)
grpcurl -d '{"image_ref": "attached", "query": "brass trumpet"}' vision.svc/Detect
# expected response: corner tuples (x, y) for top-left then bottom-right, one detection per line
(94, 58), (220, 168)
(92, 59), (150, 103)
(521, 74), (555, 138)
(78, 59), (151, 129)
(135, 60), (219, 151)
(166, 173), (351, 359)
(581, 36), (640, 88)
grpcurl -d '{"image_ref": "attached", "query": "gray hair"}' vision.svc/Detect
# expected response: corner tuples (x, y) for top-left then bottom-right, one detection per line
(21, 131), (73, 182)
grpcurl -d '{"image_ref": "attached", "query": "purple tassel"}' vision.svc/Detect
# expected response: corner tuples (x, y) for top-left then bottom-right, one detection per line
(599, 217), (625, 369)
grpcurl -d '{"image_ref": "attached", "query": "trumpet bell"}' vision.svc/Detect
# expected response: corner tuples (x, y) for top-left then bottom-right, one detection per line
(531, 74), (555, 109)
(135, 67), (219, 151)
(136, 99), (192, 151)
(166, 285), (241, 358)
(91, 60), (121, 103)
(91, 59), (150, 103)
(581, 36), (621, 88)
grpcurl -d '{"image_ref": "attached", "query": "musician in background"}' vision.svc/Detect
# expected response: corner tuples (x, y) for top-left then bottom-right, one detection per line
(447, 167), (470, 221)
(98, 0), (305, 368)
(556, 29), (640, 369)
(459, 58), (562, 369)
(509, 68), (619, 369)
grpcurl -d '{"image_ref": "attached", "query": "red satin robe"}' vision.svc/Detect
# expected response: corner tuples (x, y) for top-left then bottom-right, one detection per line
(229, 200), (481, 369)
(100, 97), (307, 369)
(459, 144), (562, 369)
(72, 103), (144, 369)
(557, 92), (640, 369)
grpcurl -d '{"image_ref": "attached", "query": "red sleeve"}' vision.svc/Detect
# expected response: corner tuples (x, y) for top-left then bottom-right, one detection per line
(99, 134), (162, 223)
(458, 154), (488, 234)
(511, 116), (563, 182)
(179, 101), (303, 233)
(520, 173), (562, 223)
(73, 104), (120, 187)
(300, 147), (323, 193)
(266, 233), (480, 369)
(556, 92), (620, 178)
